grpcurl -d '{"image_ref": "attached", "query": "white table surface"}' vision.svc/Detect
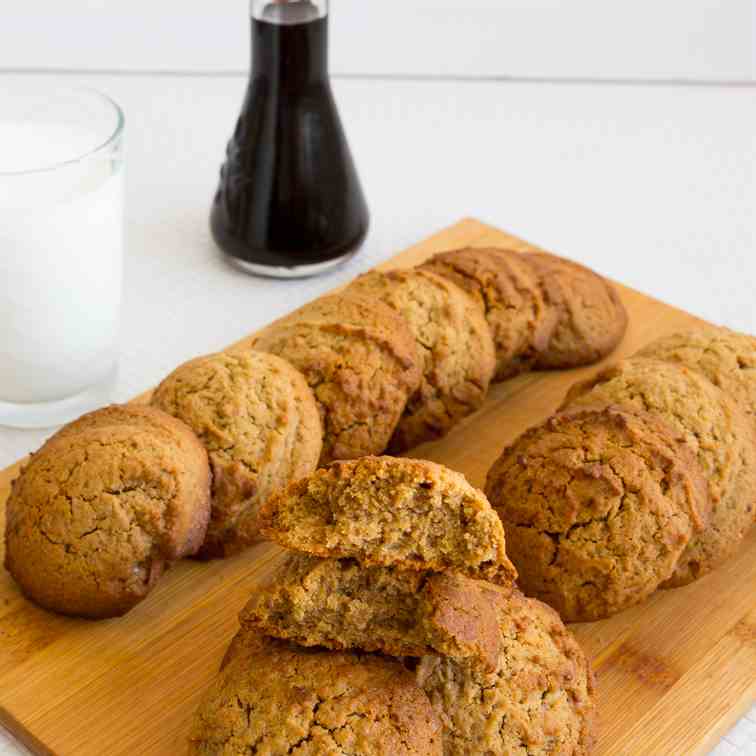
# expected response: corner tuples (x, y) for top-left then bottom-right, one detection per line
(0, 72), (754, 755)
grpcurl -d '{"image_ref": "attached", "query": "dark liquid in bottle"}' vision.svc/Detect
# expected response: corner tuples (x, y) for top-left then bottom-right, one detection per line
(211, 11), (369, 274)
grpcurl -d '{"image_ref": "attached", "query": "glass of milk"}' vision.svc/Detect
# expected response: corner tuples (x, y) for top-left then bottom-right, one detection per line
(0, 81), (124, 428)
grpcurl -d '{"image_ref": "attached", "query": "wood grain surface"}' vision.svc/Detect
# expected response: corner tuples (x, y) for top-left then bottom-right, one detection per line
(0, 219), (753, 756)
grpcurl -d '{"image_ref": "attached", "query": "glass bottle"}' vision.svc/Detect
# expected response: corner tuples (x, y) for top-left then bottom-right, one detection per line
(211, 0), (369, 278)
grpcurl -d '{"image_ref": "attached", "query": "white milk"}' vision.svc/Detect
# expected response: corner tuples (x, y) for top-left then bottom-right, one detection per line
(0, 122), (123, 403)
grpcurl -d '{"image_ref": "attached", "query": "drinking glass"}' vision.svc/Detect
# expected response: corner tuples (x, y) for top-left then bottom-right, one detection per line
(0, 80), (124, 428)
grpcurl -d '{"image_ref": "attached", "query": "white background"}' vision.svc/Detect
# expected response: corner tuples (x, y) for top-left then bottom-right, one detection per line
(2, 0), (755, 81)
(0, 2), (755, 754)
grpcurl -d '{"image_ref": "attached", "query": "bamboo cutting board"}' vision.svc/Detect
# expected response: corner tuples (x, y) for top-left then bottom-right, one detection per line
(0, 219), (754, 756)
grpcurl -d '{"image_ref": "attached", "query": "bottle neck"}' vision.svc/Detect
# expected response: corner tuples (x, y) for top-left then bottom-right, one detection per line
(251, 13), (329, 85)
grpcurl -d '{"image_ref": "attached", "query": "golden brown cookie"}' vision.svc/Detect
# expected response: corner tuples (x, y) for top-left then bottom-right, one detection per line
(347, 269), (495, 452)
(526, 251), (628, 368)
(151, 350), (322, 558)
(4, 424), (211, 618)
(485, 406), (708, 621)
(416, 588), (596, 756)
(253, 293), (421, 464)
(563, 358), (756, 586)
(259, 456), (516, 585)
(46, 403), (212, 555)
(189, 634), (443, 755)
(239, 553), (504, 672)
(637, 326), (756, 423)
(420, 246), (555, 380)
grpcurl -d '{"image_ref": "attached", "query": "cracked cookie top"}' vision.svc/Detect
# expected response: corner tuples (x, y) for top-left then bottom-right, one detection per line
(347, 269), (495, 452)
(46, 403), (212, 556)
(420, 246), (554, 381)
(253, 293), (422, 464)
(637, 325), (756, 422)
(188, 634), (443, 755)
(258, 456), (516, 586)
(525, 251), (628, 369)
(415, 588), (596, 756)
(151, 350), (322, 558)
(238, 553), (506, 672)
(4, 423), (211, 618)
(485, 406), (708, 621)
(562, 357), (756, 587)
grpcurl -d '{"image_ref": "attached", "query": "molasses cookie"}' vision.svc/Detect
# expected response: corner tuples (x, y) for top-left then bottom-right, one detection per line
(347, 269), (495, 451)
(258, 456), (516, 585)
(151, 351), (322, 558)
(4, 424), (211, 618)
(253, 293), (421, 463)
(416, 588), (596, 755)
(44, 402), (212, 556)
(485, 406), (708, 621)
(526, 251), (628, 369)
(189, 634), (442, 755)
(637, 326), (756, 423)
(239, 553), (504, 671)
(420, 247), (554, 380)
(563, 357), (756, 585)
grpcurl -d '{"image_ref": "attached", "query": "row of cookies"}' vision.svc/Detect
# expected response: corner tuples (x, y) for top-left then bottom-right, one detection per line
(485, 325), (756, 622)
(157, 246), (625, 556)
(3, 244), (627, 617)
(189, 456), (597, 755)
(252, 246), (628, 459)
(3, 349), (323, 616)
